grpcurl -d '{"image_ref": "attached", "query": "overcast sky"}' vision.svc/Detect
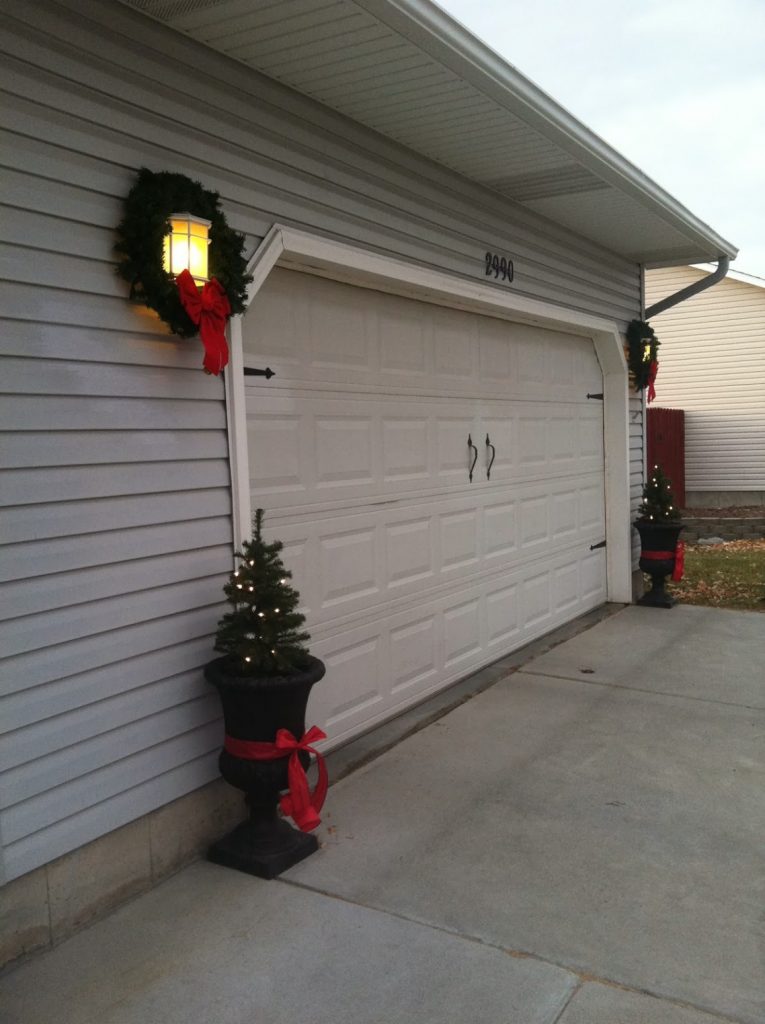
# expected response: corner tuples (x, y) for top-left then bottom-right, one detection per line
(437, 0), (765, 277)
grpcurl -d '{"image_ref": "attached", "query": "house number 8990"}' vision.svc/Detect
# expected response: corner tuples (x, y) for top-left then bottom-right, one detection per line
(485, 251), (514, 282)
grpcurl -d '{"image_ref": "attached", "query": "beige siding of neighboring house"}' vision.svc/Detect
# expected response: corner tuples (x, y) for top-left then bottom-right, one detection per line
(645, 266), (765, 500)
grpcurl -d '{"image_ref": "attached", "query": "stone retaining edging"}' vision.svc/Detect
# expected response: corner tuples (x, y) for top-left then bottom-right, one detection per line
(681, 517), (765, 544)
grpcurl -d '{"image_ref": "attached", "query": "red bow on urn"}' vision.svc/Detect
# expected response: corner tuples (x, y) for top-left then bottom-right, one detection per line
(224, 727), (329, 833)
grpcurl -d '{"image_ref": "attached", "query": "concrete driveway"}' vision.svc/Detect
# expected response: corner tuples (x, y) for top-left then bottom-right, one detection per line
(4, 605), (764, 1024)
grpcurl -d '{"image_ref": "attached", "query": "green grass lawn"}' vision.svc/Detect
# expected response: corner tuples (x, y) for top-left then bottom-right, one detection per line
(660, 540), (765, 612)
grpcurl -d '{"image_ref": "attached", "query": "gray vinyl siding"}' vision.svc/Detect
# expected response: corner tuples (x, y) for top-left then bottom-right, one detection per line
(645, 267), (765, 494)
(0, 0), (642, 882)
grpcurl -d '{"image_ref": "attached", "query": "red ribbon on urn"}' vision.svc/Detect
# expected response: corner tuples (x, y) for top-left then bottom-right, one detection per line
(671, 541), (685, 581)
(224, 726), (328, 832)
(175, 268), (231, 376)
(641, 543), (685, 582)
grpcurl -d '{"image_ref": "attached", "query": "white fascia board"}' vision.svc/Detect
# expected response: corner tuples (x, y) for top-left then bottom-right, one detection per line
(355, 0), (738, 263)
(226, 225), (633, 603)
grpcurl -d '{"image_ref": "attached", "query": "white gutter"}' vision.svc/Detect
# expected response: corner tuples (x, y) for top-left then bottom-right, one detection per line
(356, 0), (738, 263)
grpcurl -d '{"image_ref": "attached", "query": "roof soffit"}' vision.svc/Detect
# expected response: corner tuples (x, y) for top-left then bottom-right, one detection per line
(119, 0), (737, 266)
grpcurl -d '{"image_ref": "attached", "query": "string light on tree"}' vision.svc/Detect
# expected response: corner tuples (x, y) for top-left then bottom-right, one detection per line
(215, 508), (310, 675)
(638, 465), (680, 523)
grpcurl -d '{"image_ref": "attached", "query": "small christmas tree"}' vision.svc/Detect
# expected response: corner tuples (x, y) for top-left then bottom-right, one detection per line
(214, 509), (310, 676)
(638, 465), (680, 522)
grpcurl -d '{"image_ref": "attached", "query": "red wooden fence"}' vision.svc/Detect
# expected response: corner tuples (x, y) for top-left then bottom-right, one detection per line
(647, 407), (686, 508)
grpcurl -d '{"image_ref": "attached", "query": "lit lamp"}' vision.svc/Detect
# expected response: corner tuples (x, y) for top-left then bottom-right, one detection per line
(163, 213), (211, 284)
(643, 339), (652, 362)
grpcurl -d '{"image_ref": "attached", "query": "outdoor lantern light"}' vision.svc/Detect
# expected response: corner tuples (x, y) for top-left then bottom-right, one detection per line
(163, 212), (211, 284)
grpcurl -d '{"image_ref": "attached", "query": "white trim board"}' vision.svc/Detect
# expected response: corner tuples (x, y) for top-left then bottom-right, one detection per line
(226, 225), (632, 603)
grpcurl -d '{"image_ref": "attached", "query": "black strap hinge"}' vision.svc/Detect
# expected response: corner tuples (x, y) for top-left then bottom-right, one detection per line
(586, 392), (604, 400)
(244, 366), (275, 379)
(590, 540), (606, 550)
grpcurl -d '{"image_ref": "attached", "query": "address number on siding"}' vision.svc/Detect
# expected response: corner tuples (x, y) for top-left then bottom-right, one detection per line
(484, 251), (514, 283)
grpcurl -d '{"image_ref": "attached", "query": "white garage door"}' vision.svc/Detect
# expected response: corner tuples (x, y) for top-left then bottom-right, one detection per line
(243, 269), (606, 746)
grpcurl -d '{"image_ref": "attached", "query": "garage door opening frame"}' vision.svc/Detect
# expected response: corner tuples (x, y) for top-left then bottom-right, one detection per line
(225, 225), (633, 604)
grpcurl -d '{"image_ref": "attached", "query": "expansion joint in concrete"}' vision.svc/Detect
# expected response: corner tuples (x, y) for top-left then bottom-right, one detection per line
(521, 668), (765, 713)
(277, 877), (747, 1024)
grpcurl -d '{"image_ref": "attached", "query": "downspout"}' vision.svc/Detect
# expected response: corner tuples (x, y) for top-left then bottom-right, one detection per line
(635, 256), (729, 598)
(645, 256), (730, 318)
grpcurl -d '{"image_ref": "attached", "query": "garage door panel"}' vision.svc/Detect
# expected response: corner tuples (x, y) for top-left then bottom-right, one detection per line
(306, 544), (606, 747)
(580, 484), (605, 532)
(486, 582), (520, 649)
(246, 411), (305, 497)
(245, 269), (607, 747)
(515, 334), (548, 385)
(245, 270), (603, 403)
(519, 495), (550, 550)
(436, 413), (479, 484)
(521, 570), (552, 631)
(315, 415), (375, 487)
(478, 317), (516, 382)
(313, 628), (387, 737)
(279, 535), (309, 595)
(433, 307), (478, 379)
(382, 416), (430, 482)
(551, 489), (579, 541)
(443, 597), (483, 669)
(385, 516), (435, 588)
(244, 267), (304, 371)
(581, 549), (607, 602)
(484, 499), (517, 559)
(310, 290), (372, 372)
(379, 306), (429, 375)
(518, 414), (548, 470)
(318, 526), (380, 608)
(390, 615), (439, 697)
(549, 338), (576, 385)
(440, 509), (480, 572)
(481, 415), (512, 480)
(247, 390), (602, 511)
(245, 391), (462, 508)
(549, 414), (578, 466)
(553, 562), (582, 615)
(579, 414), (604, 460)
(267, 475), (604, 636)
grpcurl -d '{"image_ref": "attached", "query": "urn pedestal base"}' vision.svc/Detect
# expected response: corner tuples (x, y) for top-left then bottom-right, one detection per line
(209, 813), (318, 879)
(637, 578), (676, 608)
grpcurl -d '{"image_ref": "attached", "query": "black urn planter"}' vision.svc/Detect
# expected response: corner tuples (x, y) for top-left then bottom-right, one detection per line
(205, 654), (326, 879)
(634, 520), (684, 608)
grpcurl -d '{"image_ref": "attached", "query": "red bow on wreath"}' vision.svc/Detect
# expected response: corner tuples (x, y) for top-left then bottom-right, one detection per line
(224, 726), (328, 832)
(175, 269), (231, 376)
(647, 359), (659, 404)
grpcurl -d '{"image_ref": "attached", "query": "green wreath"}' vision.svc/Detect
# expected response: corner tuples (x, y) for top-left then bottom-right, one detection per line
(626, 319), (660, 391)
(115, 168), (251, 337)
